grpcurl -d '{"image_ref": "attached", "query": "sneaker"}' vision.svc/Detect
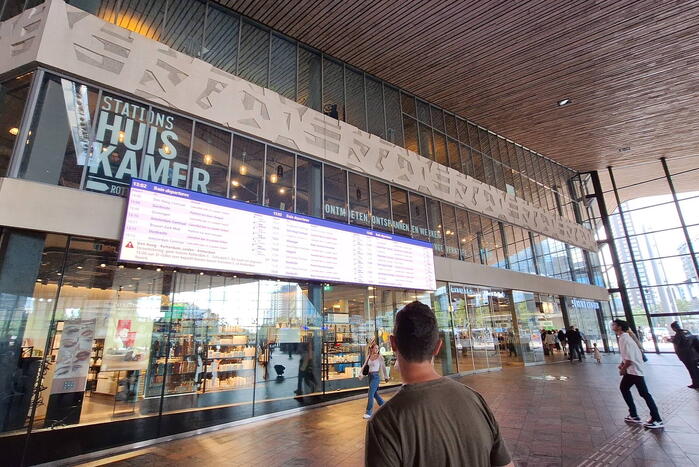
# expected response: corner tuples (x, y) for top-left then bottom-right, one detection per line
(624, 416), (642, 423)
(644, 419), (664, 429)
(363, 413), (372, 419)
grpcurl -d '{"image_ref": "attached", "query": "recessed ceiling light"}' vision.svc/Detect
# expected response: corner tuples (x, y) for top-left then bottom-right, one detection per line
(557, 98), (571, 107)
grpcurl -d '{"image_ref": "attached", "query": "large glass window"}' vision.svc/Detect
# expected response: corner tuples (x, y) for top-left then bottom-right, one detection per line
(348, 173), (370, 227)
(190, 123), (231, 196)
(344, 67), (366, 131)
(230, 135), (264, 204)
(441, 204), (460, 259)
(322, 285), (373, 392)
(238, 21), (269, 88)
(142, 106), (192, 189)
(202, 3), (239, 74)
(403, 116), (419, 154)
(322, 58), (344, 121)
(323, 165), (348, 222)
(295, 155), (322, 217)
(0, 229), (68, 435)
(0, 72), (32, 177)
(19, 75), (98, 189)
(426, 198), (445, 257)
(269, 34), (297, 100)
(159, 0), (206, 58)
(391, 187), (410, 235)
(297, 47), (322, 112)
(420, 284), (457, 375)
(370, 180), (393, 233)
(408, 193), (429, 242)
(383, 86), (403, 146)
(418, 123), (434, 160)
(264, 147), (294, 211)
(366, 77), (385, 139)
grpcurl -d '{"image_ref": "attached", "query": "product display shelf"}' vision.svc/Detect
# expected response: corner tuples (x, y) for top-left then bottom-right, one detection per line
(322, 341), (363, 380)
(86, 338), (105, 393)
(145, 323), (201, 398)
(201, 339), (256, 393)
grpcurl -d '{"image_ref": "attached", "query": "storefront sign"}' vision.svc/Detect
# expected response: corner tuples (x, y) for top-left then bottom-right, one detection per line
(120, 179), (437, 290)
(50, 318), (96, 395)
(571, 299), (599, 310)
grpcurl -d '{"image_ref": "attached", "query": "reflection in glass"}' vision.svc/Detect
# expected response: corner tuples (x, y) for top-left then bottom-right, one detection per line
(322, 285), (373, 392)
(238, 21), (270, 87)
(427, 199), (445, 257)
(297, 47), (322, 112)
(323, 58), (344, 121)
(0, 73), (32, 177)
(391, 187), (410, 236)
(345, 67), (366, 131)
(295, 156), (322, 217)
(348, 173), (370, 227)
(20, 75), (98, 189)
(230, 135), (264, 204)
(323, 165), (348, 222)
(202, 3), (239, 73)
(370, 180), (393, 233)
(0, 230), (68, 434)
(269, 34), (297, 100)
(366, 77), (385, 139)
(190, 123), (231, 196)
(403, 116), (419, 154)
(408, 193), (429, 242)
(383, 86), (403, 146)
(264, 147), (294, 211)
(419, 284), (457, 375)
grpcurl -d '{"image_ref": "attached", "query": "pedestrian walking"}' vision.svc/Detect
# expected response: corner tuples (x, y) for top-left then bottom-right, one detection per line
(670, 321), (699, 389)
(558, 329), (568, 355)
(593, 342), (601, 363)
(612, 319), (663, 429)
(567, 326), (583, 362)
(360, 341), (388, 419)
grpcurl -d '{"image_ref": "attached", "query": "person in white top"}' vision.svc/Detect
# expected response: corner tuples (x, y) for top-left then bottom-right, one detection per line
(612, 319), (663, 429)
(360, 342), (388, 419)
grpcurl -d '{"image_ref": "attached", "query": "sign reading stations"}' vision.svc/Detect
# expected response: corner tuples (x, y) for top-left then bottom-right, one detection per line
(119, 179), (437, 290)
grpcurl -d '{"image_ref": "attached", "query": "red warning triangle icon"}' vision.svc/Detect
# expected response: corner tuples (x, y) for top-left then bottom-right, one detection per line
(125, 241), (134, 248)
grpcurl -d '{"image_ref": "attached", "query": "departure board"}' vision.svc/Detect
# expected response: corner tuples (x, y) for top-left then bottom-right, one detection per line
(119, 179), (436, 290)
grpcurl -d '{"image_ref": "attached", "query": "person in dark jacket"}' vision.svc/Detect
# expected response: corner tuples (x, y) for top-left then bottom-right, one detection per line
(567, 326), (582, 362)
(670, 321), (699, 389)
(558, 329), (567, 355)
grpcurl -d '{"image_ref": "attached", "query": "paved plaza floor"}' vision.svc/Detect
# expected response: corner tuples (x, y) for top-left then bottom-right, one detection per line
(64, 354), (699, 467)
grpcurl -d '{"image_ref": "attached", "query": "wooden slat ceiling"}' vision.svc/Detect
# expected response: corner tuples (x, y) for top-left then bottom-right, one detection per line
(216, 0), (699, 173)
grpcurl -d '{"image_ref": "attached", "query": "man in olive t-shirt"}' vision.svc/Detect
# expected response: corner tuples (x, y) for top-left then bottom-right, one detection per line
(365, 302), (512, 467)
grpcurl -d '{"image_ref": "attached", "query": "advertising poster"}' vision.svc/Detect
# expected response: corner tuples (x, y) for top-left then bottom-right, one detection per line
(101, 308), (154, 371)
(50, 319), (96, 395)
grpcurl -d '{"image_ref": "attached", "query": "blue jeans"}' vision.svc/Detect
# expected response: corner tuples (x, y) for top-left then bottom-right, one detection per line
(366, 372), (384, 414)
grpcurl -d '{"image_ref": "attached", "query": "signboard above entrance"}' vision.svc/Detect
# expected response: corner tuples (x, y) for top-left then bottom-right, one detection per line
(119, 179), (437, 290)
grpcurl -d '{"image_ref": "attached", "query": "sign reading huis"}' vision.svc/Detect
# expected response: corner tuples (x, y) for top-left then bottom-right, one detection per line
(63, 81), (207, 197)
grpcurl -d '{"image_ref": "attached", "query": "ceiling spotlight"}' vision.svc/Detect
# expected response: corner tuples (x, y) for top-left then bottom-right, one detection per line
(557, 98), (571, 107)
(9, 127), (19, 136)
(100, 263), (106, 267)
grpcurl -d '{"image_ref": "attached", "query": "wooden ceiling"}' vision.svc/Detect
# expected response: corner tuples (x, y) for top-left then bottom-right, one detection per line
(216, 0), (699, 173)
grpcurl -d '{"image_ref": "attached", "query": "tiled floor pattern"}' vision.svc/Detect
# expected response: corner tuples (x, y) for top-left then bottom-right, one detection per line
(63, 354), (699, 467)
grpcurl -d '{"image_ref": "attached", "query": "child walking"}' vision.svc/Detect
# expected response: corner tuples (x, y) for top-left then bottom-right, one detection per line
(593, 342), (602, 363)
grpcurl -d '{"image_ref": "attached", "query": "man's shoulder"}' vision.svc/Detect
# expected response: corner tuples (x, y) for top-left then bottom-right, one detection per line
(374, 378), (480, 418)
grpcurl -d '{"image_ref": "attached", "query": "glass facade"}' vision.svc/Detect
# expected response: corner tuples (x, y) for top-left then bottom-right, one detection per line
(0, 225), (610, 442)
(2, 71), (599, 283)
(587, 159), (699, 353)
